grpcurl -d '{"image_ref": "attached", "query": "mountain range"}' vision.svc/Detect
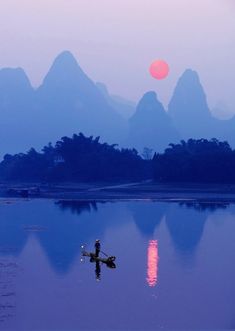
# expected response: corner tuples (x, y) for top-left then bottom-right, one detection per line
(0, 50), (234, 159)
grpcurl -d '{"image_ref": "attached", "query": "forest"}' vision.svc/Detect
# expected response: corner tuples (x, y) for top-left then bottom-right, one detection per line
(153, 138), (235, 183)
(0, 133), (148, 182)
(0, 134), (234, 183)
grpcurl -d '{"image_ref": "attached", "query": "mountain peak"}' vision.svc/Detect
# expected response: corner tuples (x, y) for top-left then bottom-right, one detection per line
(181, 68), (198, 77)
(53, 51), (79, 67)
(168, 68), (211, 138)
(177, 68), (201, 87)
(0, 67), (32, 90)
(48, 50), (82, 75)
(168, 68), (210, 116)
(128, 91), (179, 152)
(140, 90), (158, 102)
(136, 91), (164, 114)
(40, 50), (86, 89)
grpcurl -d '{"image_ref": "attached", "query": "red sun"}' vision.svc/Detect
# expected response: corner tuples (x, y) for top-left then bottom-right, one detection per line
(149, 59), (169, 80)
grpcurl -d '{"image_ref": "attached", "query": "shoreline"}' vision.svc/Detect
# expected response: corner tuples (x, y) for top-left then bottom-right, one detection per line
(1, 181), (235, 202)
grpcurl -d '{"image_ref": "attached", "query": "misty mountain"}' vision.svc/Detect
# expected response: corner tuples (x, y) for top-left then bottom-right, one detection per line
(128, 91), (180, 153)
(0, 68), (33, 106)
(1, 53), (235, 160)
(168, 69), (212, 138)
(36, 51), (127, 144)
(212, 100), (233, 120)
(168, 69), (235, 146)
(130, 70), (235, 153)
(0, 51), (127, 159)
(0, 67), (37, 156)
(96, 82), (135, 119)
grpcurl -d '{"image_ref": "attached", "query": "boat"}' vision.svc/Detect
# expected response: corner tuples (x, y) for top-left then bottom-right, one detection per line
(82, 250), (116, 268)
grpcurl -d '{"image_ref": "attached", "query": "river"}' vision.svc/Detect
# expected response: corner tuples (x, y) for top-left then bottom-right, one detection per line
(0, 199), (234, 330)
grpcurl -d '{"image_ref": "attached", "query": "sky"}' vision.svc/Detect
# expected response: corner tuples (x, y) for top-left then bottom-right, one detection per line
(0, 0), (234, 117)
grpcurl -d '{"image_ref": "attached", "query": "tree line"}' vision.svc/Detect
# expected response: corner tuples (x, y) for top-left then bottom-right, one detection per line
(153, 138), (235, 183)
(0, 135), (234, 183)
(0, 133), (149, 182)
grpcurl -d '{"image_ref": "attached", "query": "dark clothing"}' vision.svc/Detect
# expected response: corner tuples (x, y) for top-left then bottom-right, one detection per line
(95, 242), (100, 257)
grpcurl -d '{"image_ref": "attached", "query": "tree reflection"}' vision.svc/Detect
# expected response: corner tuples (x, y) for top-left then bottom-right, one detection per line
(0, 199), (232, 277)
(55, 200), (99, 215)
(178, 201), (229, 212)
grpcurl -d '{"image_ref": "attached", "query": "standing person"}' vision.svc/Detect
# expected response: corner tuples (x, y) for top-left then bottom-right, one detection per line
(95, 239), (101, 257)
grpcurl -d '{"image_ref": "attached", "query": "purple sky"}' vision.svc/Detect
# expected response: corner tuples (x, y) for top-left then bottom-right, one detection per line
(0, 0), (234, 117)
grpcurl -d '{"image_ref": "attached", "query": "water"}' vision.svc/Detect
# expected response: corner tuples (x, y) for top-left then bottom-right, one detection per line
(0, 198), (235, 330)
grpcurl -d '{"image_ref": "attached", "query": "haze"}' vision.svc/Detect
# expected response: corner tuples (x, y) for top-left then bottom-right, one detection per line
(0, 0), (234, 116)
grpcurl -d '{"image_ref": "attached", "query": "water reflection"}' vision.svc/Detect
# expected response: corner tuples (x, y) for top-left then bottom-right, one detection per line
(95, 261), (101, 280)
(35, 200), (123, 273)
(0, 259), (17, 323)
(55, 200), (99, 215)
(0, 199), (232, 276)
(165, 204), (207, 259)
(165, 202), (230, 260)
(0, 200), (109, 274)
(0, 199), (234, 329)
(130, 202), (167, 237)
(179, 201), (229, 211)
(146, 240), (158, 287)
(89, 258), (116, 281)
(82, 246), (116, 281)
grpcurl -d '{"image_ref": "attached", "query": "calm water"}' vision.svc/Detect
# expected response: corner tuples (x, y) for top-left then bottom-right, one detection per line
(0, 198), (235, 330)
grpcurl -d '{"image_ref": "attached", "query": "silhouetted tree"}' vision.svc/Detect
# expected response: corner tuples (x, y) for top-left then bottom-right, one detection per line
(0, 132), (149, 182)
(153, 138), (235, 183)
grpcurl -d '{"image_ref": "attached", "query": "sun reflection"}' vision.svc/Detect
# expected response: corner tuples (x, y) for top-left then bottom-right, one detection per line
(147, 240), (158, 287)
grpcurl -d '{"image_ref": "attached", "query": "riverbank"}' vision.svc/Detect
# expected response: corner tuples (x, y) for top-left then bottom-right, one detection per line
(1, 181), (235, 202)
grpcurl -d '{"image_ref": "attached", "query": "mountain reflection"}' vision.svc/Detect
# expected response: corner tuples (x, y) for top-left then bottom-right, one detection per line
(165, 204), (207, 260)
(0, 200), (110, 274)
(146, 240), (158, 287)
(130, 201), (231, 267)
(165, 202), (229, 261)
(130, 202), (167, 237)
(0, 199), (232, 277)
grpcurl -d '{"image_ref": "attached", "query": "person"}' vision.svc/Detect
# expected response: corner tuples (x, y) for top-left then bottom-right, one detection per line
(95, 239), (101, 257)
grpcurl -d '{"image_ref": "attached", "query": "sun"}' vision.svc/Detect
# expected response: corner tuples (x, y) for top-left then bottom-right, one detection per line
(149, 59), (169, 80)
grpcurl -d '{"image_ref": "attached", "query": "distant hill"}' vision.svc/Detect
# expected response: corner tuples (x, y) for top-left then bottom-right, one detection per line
(0, 51), (127, 159)
(168, 69), (235, 146)
(0, 67), (36, 156)
(128, 91), (180, 152)
(168, 69), (212, 138)
(0, 52), (235, 159)
(211, 100), (233, 120)
(96, 82), (135, 119)
(36, 51), (126, 143)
